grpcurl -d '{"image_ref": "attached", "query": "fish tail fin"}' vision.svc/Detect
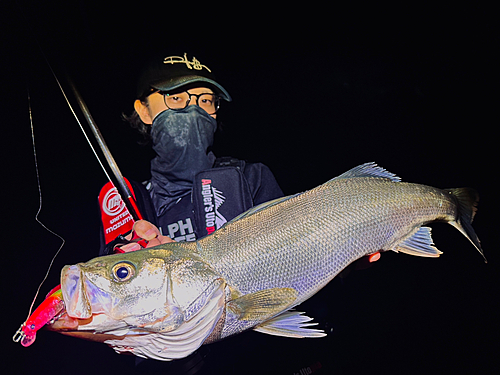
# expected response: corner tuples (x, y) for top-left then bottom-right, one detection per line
(444, 188), (486, 263)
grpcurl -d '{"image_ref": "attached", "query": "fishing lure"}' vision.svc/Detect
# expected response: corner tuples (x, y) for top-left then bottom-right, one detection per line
(13, 285), (64, 347)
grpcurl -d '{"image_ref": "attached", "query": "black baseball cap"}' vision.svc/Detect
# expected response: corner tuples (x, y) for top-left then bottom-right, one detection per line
(136, 53), (232, 102)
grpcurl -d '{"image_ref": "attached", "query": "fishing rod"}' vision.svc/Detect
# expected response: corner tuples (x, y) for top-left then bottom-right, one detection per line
(40, 61), (146, 246)
(27, 38), (145, 225)
(64, 74), (143, 223)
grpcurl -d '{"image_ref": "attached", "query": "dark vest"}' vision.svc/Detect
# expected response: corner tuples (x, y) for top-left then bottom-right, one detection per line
(99, 157), (279, 256)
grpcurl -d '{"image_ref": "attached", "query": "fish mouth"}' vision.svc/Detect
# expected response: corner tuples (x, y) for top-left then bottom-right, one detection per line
(46, 311), (129, 344)
(61, 265), (111, 319)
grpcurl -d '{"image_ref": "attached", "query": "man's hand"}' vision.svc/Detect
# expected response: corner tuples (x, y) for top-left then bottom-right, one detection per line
(119, 220), (175, 252)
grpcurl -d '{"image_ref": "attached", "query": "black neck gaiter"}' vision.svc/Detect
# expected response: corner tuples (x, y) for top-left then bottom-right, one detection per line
(149, 106), (217, 215)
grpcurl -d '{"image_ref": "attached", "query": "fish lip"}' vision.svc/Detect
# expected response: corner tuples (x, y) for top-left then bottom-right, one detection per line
(61, 265), (91, 319)
(61, 265), (111, 319)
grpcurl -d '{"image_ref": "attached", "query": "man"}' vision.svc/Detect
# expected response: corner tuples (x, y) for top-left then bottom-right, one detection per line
(99, 53), (283, 254)
(95, 52), (380, 373)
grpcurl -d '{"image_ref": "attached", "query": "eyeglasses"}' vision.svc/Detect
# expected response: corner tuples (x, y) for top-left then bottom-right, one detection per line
(159, 91), (221, 115)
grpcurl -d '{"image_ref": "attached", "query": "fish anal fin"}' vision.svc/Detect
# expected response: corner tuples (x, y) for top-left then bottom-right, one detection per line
(227, 287), (297, 322)
(394, 226), (443, 258)
(254, 310), (326, 338)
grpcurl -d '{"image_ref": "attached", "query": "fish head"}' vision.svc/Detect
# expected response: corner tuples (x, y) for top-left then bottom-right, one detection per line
(60, 248), (225, 334)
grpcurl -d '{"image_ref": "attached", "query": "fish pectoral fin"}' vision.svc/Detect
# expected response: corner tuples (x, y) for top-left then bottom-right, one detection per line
(227, 287), (298, 322)
(254, 310), (326, 338)
(393, 226), (443, 258)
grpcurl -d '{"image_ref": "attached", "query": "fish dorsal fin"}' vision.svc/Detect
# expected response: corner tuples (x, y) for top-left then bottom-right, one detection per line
(333, 162), (401, 182)
(227, 287), (297, 322)
(394, 226), (443, 257)
(254, 310), (326, 338)
(221, 164), (399, 227)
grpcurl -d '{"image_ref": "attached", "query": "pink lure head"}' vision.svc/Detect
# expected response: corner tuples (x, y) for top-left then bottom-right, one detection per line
(13, 324), (37, 347)
(20, 331), (36, 347)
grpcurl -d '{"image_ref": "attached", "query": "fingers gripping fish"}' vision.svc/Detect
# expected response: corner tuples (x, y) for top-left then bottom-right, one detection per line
(30, 163), (484, 361)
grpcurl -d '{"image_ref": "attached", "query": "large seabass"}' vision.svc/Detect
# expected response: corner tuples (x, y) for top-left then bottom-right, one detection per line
(48, 163), (484, 361)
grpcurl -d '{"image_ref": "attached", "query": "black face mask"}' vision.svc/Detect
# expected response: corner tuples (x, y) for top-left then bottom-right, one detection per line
(149, 106), (217, 215)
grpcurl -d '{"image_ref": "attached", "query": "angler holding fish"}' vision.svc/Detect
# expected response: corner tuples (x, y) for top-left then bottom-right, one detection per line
(45, 162), (484, 361)
(14, 51), (485, 370)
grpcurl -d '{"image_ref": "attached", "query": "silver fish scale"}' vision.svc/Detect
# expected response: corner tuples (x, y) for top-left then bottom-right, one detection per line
(197, 177), (457, 306)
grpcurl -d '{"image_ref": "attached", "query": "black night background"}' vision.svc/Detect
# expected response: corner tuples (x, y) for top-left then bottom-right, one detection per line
(2, 2), (498, 374)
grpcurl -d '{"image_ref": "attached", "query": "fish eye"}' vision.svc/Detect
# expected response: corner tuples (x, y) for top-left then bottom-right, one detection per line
(112, 262), (135, 282)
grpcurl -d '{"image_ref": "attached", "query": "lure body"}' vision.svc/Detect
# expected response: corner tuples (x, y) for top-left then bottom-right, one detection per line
(14, 285), (64, 347)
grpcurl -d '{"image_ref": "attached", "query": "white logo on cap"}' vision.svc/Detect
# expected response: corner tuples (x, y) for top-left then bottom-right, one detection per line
(164, 53), (211, 72)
